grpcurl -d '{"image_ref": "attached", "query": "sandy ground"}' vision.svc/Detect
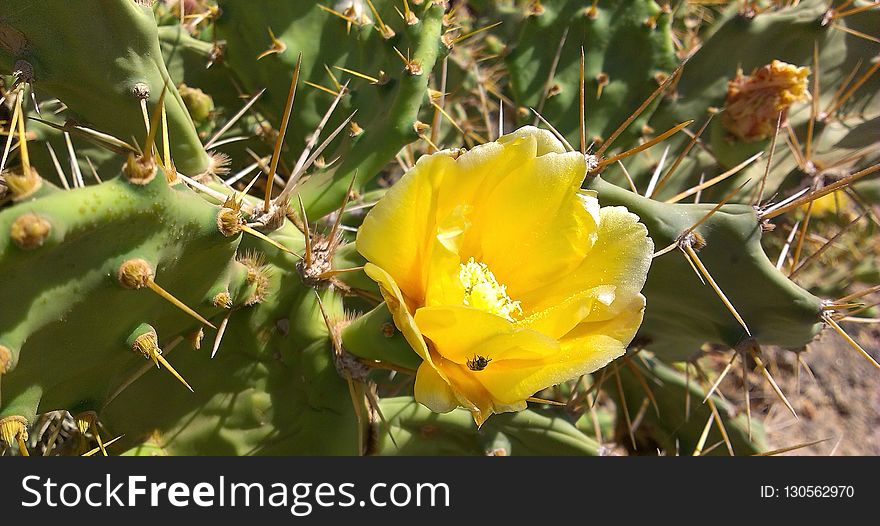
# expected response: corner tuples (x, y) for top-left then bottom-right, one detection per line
(716, 324), (880, 456)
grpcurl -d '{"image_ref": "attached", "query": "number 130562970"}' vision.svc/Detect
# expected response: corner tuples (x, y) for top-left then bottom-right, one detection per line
(761, 485), (855, 498)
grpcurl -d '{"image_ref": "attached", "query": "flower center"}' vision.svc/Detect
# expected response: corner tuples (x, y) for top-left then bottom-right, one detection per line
(459, 258), (522, 321)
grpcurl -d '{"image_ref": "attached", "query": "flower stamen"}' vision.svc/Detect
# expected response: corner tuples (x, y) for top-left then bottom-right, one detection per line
(459, 258), (522, 321)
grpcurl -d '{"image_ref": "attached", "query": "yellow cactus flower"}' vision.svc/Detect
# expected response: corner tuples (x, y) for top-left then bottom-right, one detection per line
(356, 127), (654, 425)
(800, 189), (852, 219)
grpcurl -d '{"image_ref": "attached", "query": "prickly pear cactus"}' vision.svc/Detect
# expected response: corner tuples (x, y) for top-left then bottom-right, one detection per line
(586, 176), (824, 361)
(0, 0), (213, 176)
(502, 0), (677, 150)
(215, 0), (448, 217)
(0, 145), (355, 454)
(608, 354), (766, 456)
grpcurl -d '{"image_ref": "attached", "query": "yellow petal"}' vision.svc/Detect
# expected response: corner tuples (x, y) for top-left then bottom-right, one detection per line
(560, 295), (647, 349)
(432, 136), (543, 235)
(451, 129), (597, 298)
(477, 295), (646, 405)
(517, 284), (615, 339)
(414, 305), (558, 424)
(436, 357), (491, 412)
(414, 306), (559, 364)
(357, 137), (540, 307)
(435, 356), (529, 423)
(477, 150), (595, 298)
(363, 263), (431, 364)
(519, 206), (653, 338)
(452, 134), (543, 250)
(497, 125), (567, 155)
(414, 363), (458, 413)
(423, 216), (467, 308)
(356, 153), (456, 305)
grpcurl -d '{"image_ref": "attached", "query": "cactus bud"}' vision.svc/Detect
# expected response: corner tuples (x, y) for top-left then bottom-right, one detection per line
(212, 291), (233, 309)
(4, 166), (43, 201)
(127, 323), (160, 360)
(722, 60), (810, 142)
(10, 213), (51, 250)
(124, 154), (157, 185)
(131, 82), (151, 100)
(216, 207), (243, 237)
(179, 83), (214, 122)
(117, 258), (154, 289)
